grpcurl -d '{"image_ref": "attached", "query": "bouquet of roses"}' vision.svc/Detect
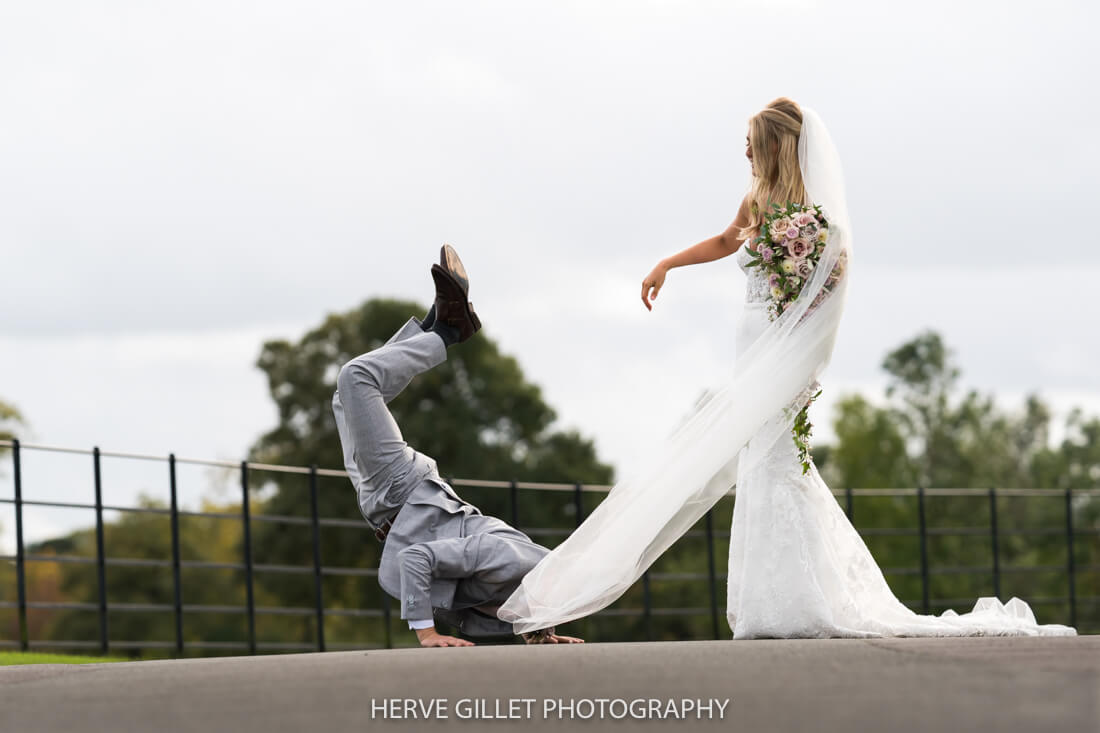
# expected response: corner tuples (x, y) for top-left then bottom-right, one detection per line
(743, 201), (846, 474)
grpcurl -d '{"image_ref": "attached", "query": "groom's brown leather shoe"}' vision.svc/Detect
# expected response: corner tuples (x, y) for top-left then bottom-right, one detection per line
(431, 246), (481, 344)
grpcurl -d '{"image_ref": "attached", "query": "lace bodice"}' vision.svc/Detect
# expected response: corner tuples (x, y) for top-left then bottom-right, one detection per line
(736, 244), (771, 304)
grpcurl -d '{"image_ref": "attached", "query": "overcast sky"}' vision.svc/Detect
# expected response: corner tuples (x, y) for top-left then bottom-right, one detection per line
(1, 0), (1098, 552)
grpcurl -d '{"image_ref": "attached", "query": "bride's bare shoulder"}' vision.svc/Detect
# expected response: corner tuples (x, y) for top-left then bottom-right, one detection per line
(738, 191), (752, 220)
(724, 193), (754, 253)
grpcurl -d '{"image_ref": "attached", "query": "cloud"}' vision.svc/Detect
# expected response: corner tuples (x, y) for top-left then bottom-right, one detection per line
(1, 0), (1098, 550)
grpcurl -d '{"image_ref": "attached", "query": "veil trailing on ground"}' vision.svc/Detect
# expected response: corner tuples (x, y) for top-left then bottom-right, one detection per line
(498, 107), (853, 634)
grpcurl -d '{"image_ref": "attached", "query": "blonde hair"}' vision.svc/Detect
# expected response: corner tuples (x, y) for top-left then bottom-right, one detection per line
(738, 97), (810, 243)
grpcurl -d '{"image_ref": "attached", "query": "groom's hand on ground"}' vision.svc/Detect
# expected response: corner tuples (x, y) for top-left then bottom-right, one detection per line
(414, 627), (475, 647)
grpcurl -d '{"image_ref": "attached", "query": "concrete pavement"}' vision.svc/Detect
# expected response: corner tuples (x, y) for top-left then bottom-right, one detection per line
(1, 636), (1096, 732)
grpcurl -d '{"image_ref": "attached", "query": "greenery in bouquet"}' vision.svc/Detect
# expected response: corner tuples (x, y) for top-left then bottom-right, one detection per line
(743, 201), (845, 473)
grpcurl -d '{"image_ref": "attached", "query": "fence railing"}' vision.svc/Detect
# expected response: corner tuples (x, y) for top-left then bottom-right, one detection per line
(0, 438), (1096, 654)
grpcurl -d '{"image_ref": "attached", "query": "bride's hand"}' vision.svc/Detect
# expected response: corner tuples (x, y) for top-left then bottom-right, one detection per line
(641, 262), (668, 311)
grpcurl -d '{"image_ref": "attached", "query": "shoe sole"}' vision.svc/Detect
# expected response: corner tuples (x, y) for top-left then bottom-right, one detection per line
(440, 244), (469, 295)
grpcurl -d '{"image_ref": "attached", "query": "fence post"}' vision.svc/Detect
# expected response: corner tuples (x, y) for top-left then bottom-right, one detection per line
(308, 465), (326, 652)
(642, 571), (653, 642)
(917, 485), (930, 614)
(573, 483), (584, 527)
(845, 487), (854, 522)
(92, 447), (109, 655)
(169, 454), (184, 657)
(240, 461), (256, 655)
(1065, 488), (1077, 629)
(704, 510), (720, 639)
(509, 480), (519, 529)
(988, 488), (1000, 599)
(13, 439), (28, 651)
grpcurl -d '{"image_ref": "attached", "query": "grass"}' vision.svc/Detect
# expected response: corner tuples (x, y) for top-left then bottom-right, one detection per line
(0, 651), (129, 666)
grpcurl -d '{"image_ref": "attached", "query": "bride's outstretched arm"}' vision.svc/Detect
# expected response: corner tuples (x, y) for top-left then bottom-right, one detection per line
(640, 193), (751, 310)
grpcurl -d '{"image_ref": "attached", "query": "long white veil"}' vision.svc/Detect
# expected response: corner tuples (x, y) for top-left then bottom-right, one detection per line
(498, 106), (853, 634)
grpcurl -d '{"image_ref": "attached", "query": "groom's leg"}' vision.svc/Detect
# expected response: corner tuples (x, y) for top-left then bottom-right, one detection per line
(353, 317), (444, 404)
(336, 319), (446, 497)
(381, 311), (435, 348)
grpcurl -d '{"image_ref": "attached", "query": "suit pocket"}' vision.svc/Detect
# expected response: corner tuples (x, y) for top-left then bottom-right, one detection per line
(404, 482), (469, 515)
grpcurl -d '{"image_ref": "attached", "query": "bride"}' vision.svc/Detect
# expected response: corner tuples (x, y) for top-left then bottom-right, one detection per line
(498, 97), (1075, 639)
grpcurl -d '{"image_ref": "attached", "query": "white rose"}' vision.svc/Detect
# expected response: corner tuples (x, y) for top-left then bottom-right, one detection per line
(780, 257), (797, 274)
(770, 286), (784, 300)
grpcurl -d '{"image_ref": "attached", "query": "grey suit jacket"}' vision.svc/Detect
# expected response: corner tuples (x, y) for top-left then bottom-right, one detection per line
(378, 479), (549, 638)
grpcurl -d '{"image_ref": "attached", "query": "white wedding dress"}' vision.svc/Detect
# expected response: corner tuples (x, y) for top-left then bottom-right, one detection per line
(726, 243), (1076, 639)
(499, 106), (1076, 639)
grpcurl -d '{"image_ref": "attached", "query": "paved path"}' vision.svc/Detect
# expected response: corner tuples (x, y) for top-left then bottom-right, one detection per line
(1, 637), (1096, 732)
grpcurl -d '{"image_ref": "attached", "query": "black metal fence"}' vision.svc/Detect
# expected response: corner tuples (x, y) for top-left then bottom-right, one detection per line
(0, 438), (1096, 655)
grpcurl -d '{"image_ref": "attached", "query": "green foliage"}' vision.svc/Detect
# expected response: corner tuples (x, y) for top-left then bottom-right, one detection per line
(0, 493), (258, 658)
(249, 298), (612, 484)
(0, 398), (24, 451)
(0, 651), (127, 665)
(791, 388), (821, 475)
(826, 330), (1095, 491)
(819, 330), (1099, 631)
(1031, 407), (1100, 490)
(0, 399), (25, 486)
(3, 326), (1096, 652)
(826, 393), (917, 488)
(0, 299), (615, 654)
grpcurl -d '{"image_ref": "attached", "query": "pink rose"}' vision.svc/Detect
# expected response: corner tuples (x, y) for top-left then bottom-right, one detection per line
(768, 273), (781, 287)
(760, 246), (774, 263)
(796, 259), (814, 278)
(797, 213), (815, 226)
(769, 218), (790, 240)
(788, 239), (810, 259)
(786, 226), (799, 239)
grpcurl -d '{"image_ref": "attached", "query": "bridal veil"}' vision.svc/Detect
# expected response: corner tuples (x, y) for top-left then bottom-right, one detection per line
(498, 106), (853, 634)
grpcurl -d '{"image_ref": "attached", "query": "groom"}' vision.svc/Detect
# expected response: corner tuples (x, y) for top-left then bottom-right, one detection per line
(332, 245), (583, 648)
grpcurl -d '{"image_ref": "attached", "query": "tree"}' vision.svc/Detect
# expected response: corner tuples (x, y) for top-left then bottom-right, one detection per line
(1, 398), (24, 451)
(250, 298), (613, 484)
(8, 328), (1095, 653)
(819, 330), (1098, 626)
(823, 330), (1072, 490)
(246, 298), (614, 646)
(1031, 407), (1100, 490)
(5, 493), (276, 658)
(825, 393), (916, 489)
